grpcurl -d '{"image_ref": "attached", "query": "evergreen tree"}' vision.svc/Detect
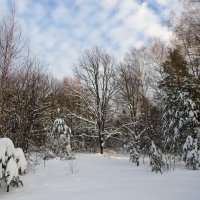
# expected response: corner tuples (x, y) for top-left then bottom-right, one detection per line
(127, 141), (140, 166)
(0, 138), (26, 192)
(180, 80), (199, 140)
(182, 135), (199, 169)
(49, 108), (71, 157)
(149, 141), (164, 173)
(159, 48), (191, 154)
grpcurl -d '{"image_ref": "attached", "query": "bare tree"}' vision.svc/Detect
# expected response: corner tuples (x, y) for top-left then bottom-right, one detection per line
(116, 48), (149, 127)
(146, 39), (169, 107)
(115, 48), (159, 165)
(10, 55), (53, 152)
(175, 0), (200, 78)
(0, 8), (23, 137)
(74, 47), (116, 154)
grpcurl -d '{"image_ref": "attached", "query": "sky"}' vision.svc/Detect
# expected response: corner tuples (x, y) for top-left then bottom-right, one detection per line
(0, 0), (180, 79)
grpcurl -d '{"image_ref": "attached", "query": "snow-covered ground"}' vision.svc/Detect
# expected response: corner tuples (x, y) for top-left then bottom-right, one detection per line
(1, 153), (200, 200)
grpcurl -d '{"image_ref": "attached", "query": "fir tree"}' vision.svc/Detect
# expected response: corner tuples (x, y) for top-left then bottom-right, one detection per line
(0, 138), (26, 192)
(149, 141), (164, 173)
(50, 108), (71, 157)
(128, 141), (140, 166)
(159, 48), (192, 154)
(180, 80), (199, 139)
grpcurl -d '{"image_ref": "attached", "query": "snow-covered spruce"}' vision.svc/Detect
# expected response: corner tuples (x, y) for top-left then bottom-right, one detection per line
(0, 138), (15, 180)
(50, 119), (71, 157)
(162, 79), (199, 153)
(15, 148), (28, 174)
(159, 50), (199, 156)
(5, 158), (23, 192)
(0, 138), (27, 192)
(127, 141), (140, 166)
(149, 141), (164, 173)
(48, 111), (72, 159)
(182, 136), (199, 170)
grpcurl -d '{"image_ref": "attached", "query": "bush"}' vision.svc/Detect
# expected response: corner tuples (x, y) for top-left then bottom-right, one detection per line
(0, 138), (27, 192)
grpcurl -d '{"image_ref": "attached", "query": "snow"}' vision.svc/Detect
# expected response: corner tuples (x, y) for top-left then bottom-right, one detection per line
(0, 145), (7, 178)
(5, 158), (19, 185)
(0, 153), (200, 200)
(0, 138), (16, 179)
(0, 138), (27, 187)
(189, 110), (194, 117)
(0, 138), (15, 163)
(0, 146), (6, 166)
(53, 118), (65, 135)
(150, 141), (162, 158)
(14, 148), (27, 174)
(187, 149), (198, 160)
(183, 135), (193, 151)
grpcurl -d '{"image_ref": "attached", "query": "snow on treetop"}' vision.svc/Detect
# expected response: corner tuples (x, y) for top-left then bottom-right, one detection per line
(0, 138), (27, 181)
(53, 118), (71, 137)
(150, 141), (162, 158)
(0, 145), (7, 165)
(183, 135), (193, 151)
(187, 149), (198, 160)
(5, 157), (19, 185)
(54, 118), (64, 125)
(150, 141), (158, 156)
(0, 138), (15, 163)
(0, 138), (15, 179)
(15, 148), (27, 173)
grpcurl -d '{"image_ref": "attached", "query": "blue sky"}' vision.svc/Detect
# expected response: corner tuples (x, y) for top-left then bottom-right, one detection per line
(0, 0), (180, 79)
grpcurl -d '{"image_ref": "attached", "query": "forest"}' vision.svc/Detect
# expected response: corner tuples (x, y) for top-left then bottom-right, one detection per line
(0, 0), (200, 197)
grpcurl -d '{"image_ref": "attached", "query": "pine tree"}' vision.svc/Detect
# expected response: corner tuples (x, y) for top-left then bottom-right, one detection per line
(128, 141), (140, 166)
(159, 48), (191, 154)
(149, 141), (164, 173)
(50, 108), (71, 157)
(0, 138), (26, 192)
(180, 80), (199, 140)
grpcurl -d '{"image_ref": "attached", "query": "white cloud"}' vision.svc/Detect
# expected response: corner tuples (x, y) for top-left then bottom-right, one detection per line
(17, 0), (28, 13)
(0, 0), (9, 17)
(0, 0), (181, 79)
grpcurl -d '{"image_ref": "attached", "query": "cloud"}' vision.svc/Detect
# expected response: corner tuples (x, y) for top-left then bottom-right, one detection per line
(0, 0), (9, 17)
(0, 0), (180, 79)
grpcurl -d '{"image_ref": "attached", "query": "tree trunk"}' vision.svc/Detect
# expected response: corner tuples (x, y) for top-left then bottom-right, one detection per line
(7, 185), (9, 192)
(100, 144), (104, 154)
(99, 132), (104, 154)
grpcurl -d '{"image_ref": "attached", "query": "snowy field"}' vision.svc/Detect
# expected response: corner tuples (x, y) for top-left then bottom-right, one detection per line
(1, 153), (200, 200)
